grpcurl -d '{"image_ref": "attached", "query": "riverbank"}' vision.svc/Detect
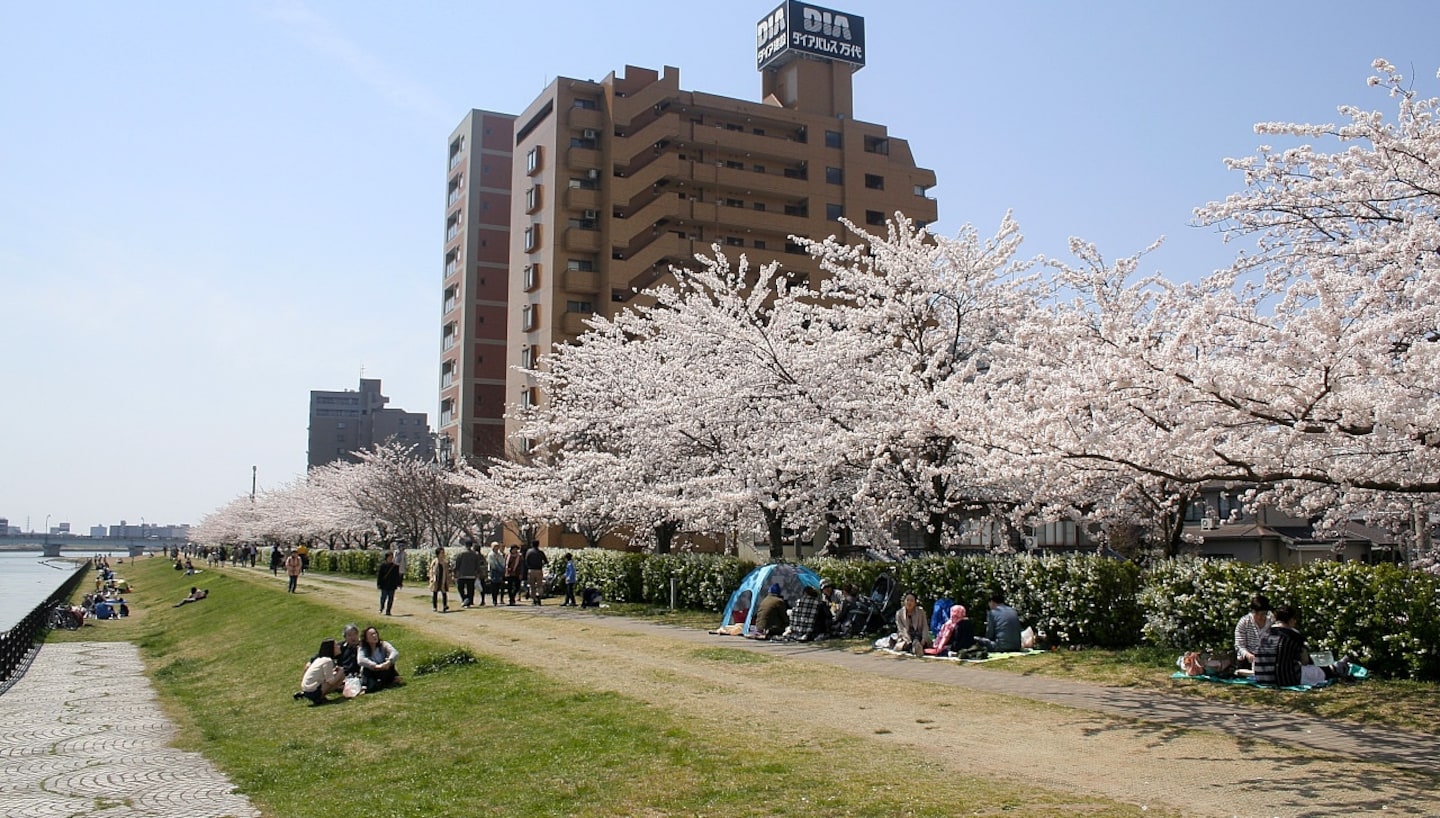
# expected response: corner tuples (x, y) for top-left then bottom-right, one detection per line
(38, 558), (1439, 817)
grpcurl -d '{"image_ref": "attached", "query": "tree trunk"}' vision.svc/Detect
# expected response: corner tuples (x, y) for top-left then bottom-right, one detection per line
(761, 507), (785, 559)
(653, 521), (678, 554)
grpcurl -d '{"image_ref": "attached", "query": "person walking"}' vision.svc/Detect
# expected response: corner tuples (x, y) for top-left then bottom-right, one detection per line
(486, 542), (505, 606)
(428, 547), (452, 613)
(269, 546), (283, 576)
(561, 553), (578, 607)
(376, 551), (402, 615)
(504, 544), (523, 606)
(453, 540), (481, 608)
(284, 549), (303, 593)
(524, 541), (549, 605)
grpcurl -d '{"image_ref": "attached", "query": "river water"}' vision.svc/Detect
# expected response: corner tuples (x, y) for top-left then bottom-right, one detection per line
(0, 551), (108, 633)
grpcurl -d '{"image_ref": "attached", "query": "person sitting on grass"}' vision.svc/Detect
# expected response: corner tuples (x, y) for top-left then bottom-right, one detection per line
(357, 625), (401, 692)
(975, 591), (1023, 652)
(749, 584), (789, 639)
(1234, 594), (1273, 669)
(337, 624), (362, 677)
(172, 587), (208, 607)
(295, 639), (346, 705)
(787, 585), (828, 641)
(891, 592), (931, 656)
(926, 604), (975, 656)
(1252, 605), (1350, 688)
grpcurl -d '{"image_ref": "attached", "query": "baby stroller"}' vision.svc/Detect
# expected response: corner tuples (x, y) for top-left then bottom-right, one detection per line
(836, 572), (901, 636)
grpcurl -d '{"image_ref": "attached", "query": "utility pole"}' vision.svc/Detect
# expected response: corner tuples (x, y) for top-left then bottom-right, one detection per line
(251, 465), (257, 502)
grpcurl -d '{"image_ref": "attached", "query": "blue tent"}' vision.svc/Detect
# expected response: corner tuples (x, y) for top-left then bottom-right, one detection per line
(719, 563), (822, 634)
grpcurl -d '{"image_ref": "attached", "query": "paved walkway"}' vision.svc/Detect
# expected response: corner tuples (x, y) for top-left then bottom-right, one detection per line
(0, 642), (259, 818)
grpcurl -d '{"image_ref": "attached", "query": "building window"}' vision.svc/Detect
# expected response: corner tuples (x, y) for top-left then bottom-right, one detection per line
(446, 210), (461, 240)
(569, 173), (600, 190)
(573, 97), (598, 110)
(864, 135), (890, 155)
(783, 202), (807, 217)
(447, 173), (464, 205)
(752, 164), (765, 174)
(753, 239), (767, 250)
(826, 203), (843, 221)
(825, 167), (843, 185)
(440, 361), (454, 388)
(723, 198), (743, 208)
(520, 387), (536, 408)
(566, 300), (594, 314)
(523, 224), (540, 251)
(525, 185), (541, 213)
(521, 304), (539, 331)
(783, 166), (807, 180)
(523, 263), (539, 291)
(449, 135), (465, 169)
(520, 344), (537, 369)
(526, 145), (542, 175)
(442, 322), (457, 350)
(443, 285), (458, 314)
(724, 236), (744, 247)
(865, 210), (886, 226)
(752, 202), (766, 212)
(724, 160), (744, 170)
(914, 184), (930, 197)
(824, 130), (842, 148)
(864, 173), (884, 190)
(567, 258), (595, 271)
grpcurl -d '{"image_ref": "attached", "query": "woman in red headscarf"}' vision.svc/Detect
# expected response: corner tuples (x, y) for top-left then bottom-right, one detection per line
(925, 604), (975, 656)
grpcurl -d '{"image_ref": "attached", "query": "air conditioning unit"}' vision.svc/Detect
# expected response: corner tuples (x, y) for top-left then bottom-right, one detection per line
(1200, 518), (1217, 530)
(586, 168), (601, 180)
(582, 128), (598, 140)
(582, 209), (599, 220)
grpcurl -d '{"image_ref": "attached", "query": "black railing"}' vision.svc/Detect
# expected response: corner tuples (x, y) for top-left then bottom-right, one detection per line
(0, 560), (91, 695)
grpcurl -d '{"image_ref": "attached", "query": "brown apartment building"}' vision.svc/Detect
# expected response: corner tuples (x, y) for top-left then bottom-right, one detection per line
(504, 4), (937, 450)
(441, 4), (938, 491)
(439, 109), (515, 465)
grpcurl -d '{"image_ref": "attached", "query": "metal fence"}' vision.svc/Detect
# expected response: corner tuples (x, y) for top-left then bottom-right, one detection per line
(0, 560), (92, 695)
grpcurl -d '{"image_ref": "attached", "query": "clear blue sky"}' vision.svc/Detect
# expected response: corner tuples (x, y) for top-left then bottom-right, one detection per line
(2, 1), (1435, 531)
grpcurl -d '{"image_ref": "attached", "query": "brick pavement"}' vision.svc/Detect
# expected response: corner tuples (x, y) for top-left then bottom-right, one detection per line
(0, 642), (259, 818)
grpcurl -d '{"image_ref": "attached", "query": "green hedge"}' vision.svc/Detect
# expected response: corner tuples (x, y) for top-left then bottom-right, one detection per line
(282, 545), (1440, 680)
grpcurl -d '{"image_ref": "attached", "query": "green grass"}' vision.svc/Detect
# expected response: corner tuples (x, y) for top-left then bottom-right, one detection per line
(976, 645), (1440, 736)
(54, 559), (1160, 818)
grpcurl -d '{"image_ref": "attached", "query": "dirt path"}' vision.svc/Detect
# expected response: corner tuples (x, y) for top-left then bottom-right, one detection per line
(282, 570), (1436, 818)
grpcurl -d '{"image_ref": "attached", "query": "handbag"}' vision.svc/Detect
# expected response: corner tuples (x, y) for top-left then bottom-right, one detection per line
(342, 676), (363, 698)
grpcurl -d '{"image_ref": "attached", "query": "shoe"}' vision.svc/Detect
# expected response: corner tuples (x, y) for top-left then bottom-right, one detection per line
(293, 691), (304, 700)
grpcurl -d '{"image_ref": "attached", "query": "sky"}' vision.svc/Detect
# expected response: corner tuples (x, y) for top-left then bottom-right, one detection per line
(1, 1), (1436, 532)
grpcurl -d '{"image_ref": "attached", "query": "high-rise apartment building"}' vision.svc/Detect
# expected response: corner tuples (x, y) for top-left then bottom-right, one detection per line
(439, 110), (516, 466)
(504, 4), (936, 445)
(308, 378), (434, 468)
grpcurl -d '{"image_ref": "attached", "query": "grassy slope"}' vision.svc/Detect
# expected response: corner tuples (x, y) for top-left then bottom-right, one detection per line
(49, 558), (1155, 818)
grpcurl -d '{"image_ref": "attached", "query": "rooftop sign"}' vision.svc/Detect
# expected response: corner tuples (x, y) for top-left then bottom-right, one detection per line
(756, 2), (865, 71)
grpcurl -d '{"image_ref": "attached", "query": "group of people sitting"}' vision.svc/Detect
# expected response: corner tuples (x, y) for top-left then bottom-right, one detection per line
(882, 591), (1027, 658)
(1229, 594), (1352, 687)
(736, 581), (846, 641)
(294, 623), (401, 704)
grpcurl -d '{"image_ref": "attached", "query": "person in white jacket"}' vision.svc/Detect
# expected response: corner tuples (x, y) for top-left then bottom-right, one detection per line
(295, 639), (345, 705)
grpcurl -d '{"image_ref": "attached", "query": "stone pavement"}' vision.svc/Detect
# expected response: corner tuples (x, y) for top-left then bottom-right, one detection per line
(0, 642), (260, 818)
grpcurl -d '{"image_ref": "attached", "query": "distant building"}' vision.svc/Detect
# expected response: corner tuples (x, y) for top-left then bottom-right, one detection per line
(308, 378), (435, 468)
(90, 525), (107, 538)
(107, 522), (191, 539)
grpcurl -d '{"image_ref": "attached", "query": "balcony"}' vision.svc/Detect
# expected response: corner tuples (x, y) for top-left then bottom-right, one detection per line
(567, 145), (602, 170)
(568, 105), (604, 131)
(561, 312), (593, 336)
(563, 269), (600, 293)
(565, 186), (603, 210)
(564, 227), (602, 253)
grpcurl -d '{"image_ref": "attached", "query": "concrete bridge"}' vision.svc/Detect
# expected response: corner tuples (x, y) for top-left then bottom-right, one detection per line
(0, 534), (186, 558)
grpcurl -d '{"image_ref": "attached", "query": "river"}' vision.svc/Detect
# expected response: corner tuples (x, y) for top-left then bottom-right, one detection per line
(0, 551), (117, 633)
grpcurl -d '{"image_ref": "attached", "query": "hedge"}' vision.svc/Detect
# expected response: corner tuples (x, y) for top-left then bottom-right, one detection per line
(271, 546), (1440, 680)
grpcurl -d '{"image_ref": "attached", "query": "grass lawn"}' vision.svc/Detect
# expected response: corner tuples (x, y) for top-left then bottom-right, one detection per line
(967, 645), (1440, 737)
(48, 558), (1160, 818)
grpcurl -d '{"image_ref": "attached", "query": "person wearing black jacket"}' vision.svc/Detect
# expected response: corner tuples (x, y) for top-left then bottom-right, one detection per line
(1253, 605), (1348, 687)
(523, 541), (549, 605)
(376, 551), (403, 616)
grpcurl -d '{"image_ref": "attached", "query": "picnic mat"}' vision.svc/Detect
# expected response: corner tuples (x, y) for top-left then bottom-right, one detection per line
(1169, 669), (1361, 692)
(878, 647), (1047, 663)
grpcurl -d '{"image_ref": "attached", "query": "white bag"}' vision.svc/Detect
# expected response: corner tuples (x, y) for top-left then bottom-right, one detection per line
(342, 676), (363, 698)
